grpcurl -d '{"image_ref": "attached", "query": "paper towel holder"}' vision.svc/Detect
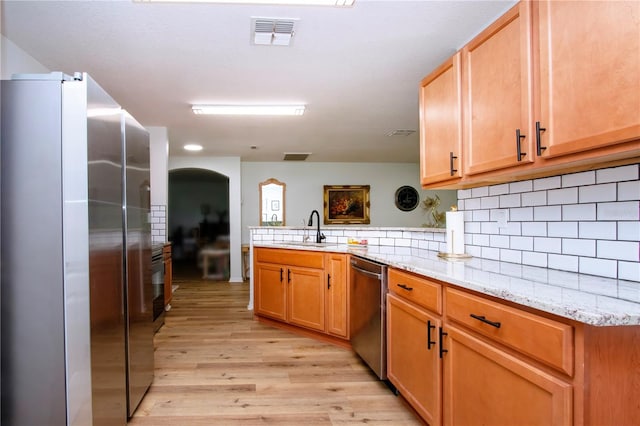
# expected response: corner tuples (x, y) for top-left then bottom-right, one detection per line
(438, 205), (472, 260)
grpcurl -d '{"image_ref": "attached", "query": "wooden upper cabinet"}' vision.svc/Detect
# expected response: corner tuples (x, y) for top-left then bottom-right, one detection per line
(463, 1), (534, 176)
(536, 0), (640, 160)
(420, 53), (463, 188)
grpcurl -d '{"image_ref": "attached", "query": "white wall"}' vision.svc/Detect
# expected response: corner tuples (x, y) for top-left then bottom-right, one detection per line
(241, 162), (456, 243)
(169, 156), (243, 283)
(1, 35), (49, 78)
(149, 126), (168, 207)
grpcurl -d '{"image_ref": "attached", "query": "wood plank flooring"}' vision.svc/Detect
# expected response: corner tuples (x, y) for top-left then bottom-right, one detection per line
(130, 279), (422, 425)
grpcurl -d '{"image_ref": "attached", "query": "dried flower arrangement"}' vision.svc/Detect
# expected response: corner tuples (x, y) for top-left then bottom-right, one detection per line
(422, 194), (446, 228)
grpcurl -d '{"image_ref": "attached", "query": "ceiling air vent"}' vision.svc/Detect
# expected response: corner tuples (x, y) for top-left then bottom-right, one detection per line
(386, 129), (416, 137)
(252, 18), (298, 46)
(283, 152), (310, 161)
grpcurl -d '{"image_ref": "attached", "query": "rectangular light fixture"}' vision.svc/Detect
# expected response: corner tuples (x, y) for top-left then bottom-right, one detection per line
(192, 104), (306, 116)
(136, 0), (354, 6)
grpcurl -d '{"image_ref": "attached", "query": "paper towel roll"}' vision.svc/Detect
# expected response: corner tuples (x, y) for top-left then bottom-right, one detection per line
(446, 211), (465, 255)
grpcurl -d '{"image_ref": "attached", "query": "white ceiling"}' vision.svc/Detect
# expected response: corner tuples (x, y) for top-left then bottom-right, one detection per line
(1, 0), (515, 163)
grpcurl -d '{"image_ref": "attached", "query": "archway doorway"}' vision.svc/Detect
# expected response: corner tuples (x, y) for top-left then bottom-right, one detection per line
(168, 168), (230, 281)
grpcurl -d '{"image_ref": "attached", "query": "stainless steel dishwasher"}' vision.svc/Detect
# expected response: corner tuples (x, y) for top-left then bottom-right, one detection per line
(350, 256), (388, 380)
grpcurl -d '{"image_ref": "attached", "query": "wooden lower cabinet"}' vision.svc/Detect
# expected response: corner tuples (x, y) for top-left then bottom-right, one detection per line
(387, 293), (442, 425)
(163, 243), (172, 307)
(387, 267), (640, 426)
(287, 266), (325, 332)
(254, 262), (287, 321)
(443, 325), (572, 426)
(254, 248), (349, 340)
(325, 253), (349, 338)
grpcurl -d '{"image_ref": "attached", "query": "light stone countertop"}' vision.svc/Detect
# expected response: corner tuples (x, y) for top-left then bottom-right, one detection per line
(253, 241), (640, 327)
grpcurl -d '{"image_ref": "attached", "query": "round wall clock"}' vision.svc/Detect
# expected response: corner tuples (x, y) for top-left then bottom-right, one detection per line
(394, 185), (419, 211)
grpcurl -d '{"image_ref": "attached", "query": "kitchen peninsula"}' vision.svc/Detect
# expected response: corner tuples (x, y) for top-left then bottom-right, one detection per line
(250, 225), (639, 425)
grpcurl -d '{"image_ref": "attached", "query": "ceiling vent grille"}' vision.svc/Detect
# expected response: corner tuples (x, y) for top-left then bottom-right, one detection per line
(252, 18), (298, 46)
(386, 129), (416, 137)
(283, 152), (310, 161)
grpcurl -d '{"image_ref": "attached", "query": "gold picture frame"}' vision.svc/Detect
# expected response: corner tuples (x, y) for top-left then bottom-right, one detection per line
(323, 185), (370, 224)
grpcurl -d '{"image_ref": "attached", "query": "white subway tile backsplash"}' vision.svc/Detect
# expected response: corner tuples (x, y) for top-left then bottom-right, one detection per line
(562, 238), (596, 257)
(481, 222), (499, 235)
(579, 183), (616, 203)
(510, 180), (533, 193)
(618, 222), (640, 241)
(458, 189), (472, 199)
(523, 251), (547, 267)
(579, 221), (617, 240)
(481, 246), (500, 260)
(499, 222), (522, 236)
(489, 183), (510, 196)
(562, 170), (595, 187)
(548, 254), (579, 272)
(500, 249), (522, 264)
(619, 261), (640, 282)
(522, 191), (547, 207)
(473, 209), (490, 222)
(481, 196), (500, 209)
(597, 240), (639, 262)
(510, 236), (533, 251)
(563, 203), (596, 221)
(465, 197), (482, 210)
(252, 164), (639, 282)
(472, 186), (489, 198)
(509, 207), (533, 221)
(533, 176), (561, 191)
(473, 234), (490, 246)
(597, 201), (639, 221)
(380, 238), (394, 246)
(534, 205), (562, 221)
(534, 237), (562, 253)
(548, 221), (577, 238)
(596, 164), (639, 183)
(490, 235), (510, 248)
(579, 257), (617, 279)
(465, 222), (481, 234)
(521, 222), (547, 237)
(547, 187), (578, 205)
(618, 181), (640, 201)
(499, 194), (521, 208)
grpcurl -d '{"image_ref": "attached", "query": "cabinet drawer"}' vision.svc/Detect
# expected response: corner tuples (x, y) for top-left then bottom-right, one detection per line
(445, 287), (573, 375)
(388, 268), (442, 315)
(255, 248), (324, 269)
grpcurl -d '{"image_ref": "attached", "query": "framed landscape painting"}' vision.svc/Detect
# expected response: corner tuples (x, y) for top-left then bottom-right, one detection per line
(323, 185), (370, 224)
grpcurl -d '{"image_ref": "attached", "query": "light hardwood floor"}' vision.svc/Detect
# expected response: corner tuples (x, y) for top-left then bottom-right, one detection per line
(130, 279), (423, 425)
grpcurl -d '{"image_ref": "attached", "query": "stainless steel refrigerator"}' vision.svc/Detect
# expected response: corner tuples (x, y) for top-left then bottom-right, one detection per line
(1, 72), (153, 426)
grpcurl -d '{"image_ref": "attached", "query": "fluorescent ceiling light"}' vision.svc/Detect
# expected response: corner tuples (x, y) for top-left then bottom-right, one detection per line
(192, 105), (306, 116)
(136, 0), (354, 6)
(184, 144), (203, 151)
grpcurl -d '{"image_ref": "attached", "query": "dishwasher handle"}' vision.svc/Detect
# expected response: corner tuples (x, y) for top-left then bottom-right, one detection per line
(350, 261), (383, 281)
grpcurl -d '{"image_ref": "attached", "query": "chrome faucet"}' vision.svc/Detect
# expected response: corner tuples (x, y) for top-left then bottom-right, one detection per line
(307, 209), (325, 244)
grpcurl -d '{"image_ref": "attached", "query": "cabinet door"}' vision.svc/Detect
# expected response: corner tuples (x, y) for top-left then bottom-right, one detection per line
(287, 266), (325, 332)
(325, 253), (349, 338)
(387, 294), (442, 425)
(537, 0), (640, 159)
(255, 263), (287, 321)
(163, 257), (172, 306)
(443, 325), (572, 426)
(463, 1), (534, 176)
(420, 53), (463, 188)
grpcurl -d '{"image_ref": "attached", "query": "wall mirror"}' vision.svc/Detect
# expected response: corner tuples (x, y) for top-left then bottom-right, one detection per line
(259, 178), (286, 226)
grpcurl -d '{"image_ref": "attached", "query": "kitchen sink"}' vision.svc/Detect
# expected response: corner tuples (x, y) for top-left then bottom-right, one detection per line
(282, 241), (340, 247)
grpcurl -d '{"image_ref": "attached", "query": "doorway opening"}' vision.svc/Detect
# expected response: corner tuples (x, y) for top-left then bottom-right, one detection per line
(168, 168), (230, 282)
